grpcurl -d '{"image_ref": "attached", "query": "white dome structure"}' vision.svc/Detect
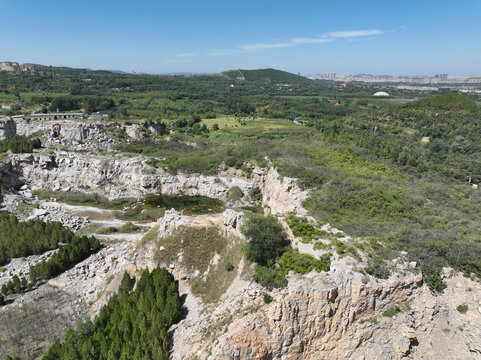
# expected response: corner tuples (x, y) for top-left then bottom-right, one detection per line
(373, 91), (389, 97)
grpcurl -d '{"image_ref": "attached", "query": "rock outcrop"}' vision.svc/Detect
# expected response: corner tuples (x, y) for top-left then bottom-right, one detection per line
(209, 271), (481, 360)
(3, 151), (309, 217)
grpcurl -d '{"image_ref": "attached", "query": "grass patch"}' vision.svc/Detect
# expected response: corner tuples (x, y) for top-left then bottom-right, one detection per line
(227, 186), (244, 202)
(33, 189), (137, 210)
(287, 214), (326, 243)
(115, 194), (223, 222)
(97, 222), (142, 234)
(154, 226), (243, 303)
(144, 194), (224, 215)
(382, 306), (401, 317)
(137, 224), (159, 247)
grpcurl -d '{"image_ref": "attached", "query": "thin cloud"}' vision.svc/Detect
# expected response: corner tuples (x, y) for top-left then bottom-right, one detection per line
(240, 42), (293, 52)
(210, 28), (384, 55)
(327, 29), (383, 38)
(208, 50), (233, 56)
(177, 52), (199, 58)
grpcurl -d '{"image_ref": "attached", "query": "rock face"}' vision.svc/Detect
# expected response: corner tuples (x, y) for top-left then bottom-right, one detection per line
(0, 62), (42, 74)
(4, 151), (309, 216)
(258, 167), (308, 215)
(209, 271), (481, 360)
(5, 151), (257, 200)
(0, 118), (17, 140)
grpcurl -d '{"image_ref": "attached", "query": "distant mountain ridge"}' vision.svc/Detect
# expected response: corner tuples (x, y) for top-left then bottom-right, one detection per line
(221, 68), (310, 83)
(0, 62), (310, 84)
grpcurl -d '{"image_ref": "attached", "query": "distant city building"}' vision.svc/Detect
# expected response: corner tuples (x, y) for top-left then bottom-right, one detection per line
(303, 72), (481, 85)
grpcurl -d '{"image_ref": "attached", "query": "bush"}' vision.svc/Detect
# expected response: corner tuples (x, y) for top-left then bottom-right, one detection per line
(287, 214), (324, 243)
(225, 262), (234, 272)
(119, 222), (141, 233)
(0, 135), (41, 153)
(253, 265), (288, 290)
(248, 186), (262, 203)
(227, 186), (244, 202)
(456, 304), (468, 314)
(279, 248), (330, 274)
(382, 305), (401, 317)
(263, 293), (273, 304)
(242, 215), (289, 266)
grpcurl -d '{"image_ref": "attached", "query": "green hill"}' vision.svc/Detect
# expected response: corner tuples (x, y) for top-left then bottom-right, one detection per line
(408, 93), (478, 112)
(221, 68), (310, 84)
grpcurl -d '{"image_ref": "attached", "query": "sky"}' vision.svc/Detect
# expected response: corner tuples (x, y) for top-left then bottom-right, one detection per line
(1, 0), (481, 76)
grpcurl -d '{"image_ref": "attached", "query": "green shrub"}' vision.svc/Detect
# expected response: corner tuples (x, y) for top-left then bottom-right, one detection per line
(227, 186), (244, 202)
(0, 135), (41, 153)
(119, 222), (141, 233)
(287, 214), (324, 243)
(279, 248), (330, 274)
(263, 293), (273, 304)
(382, 305), (401, 317)
(253, 265), (287, 290)
(248, 186), (262, 203)
(313, 242), (327, 250)
(242, 215), (289, 266)
(225, 262), (234, 272)
(456, 304), (468, 314)
(333, 240), (346, 255)
(98, 222), (141, 234)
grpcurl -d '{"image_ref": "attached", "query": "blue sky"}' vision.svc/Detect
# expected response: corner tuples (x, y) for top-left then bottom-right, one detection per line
(1, 0), (480, 75)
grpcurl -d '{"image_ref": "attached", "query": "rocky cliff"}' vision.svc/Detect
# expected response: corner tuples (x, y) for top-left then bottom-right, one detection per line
(4, 151), (307, 212)
(209, 270), (481, 360)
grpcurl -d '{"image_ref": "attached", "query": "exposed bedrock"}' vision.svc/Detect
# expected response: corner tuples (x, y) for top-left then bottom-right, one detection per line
(3, 152), (307, 215)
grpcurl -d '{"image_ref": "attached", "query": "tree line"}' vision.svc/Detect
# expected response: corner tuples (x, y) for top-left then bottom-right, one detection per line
(40, 268), (181, 360)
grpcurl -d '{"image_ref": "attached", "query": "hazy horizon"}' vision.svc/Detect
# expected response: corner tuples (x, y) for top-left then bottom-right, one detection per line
(2, 0), (481, 76)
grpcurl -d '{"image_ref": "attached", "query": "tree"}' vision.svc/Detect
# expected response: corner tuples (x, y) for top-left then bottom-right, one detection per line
(12, 275), (21, 293)
(118, 272), (135, 296)
(241, 215), (289, 266)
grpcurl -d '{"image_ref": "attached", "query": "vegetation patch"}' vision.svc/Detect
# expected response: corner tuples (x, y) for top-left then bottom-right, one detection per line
(33, 189), (137, 210)
(279, 248), (330, 274)
(242, 214), (289, 266)
(0, 135), (41, 153)
(155, 226), (242, 303)
(41, 268), (181, 359)
(382, 305), (401, 317)
(97, 222), (142, 234)
(287, 214), (326, 243)
(144, 194), (224, 215)
(227, 186), (244, 202)
(0, 212), (75, 265)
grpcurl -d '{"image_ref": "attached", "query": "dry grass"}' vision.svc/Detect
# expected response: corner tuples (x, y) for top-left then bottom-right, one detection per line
(154, 225), (244, 303)
(137, 224), (159, 248)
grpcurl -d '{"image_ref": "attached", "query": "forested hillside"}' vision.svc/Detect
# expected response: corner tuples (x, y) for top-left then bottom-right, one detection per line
(41, 268), (181, 360)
